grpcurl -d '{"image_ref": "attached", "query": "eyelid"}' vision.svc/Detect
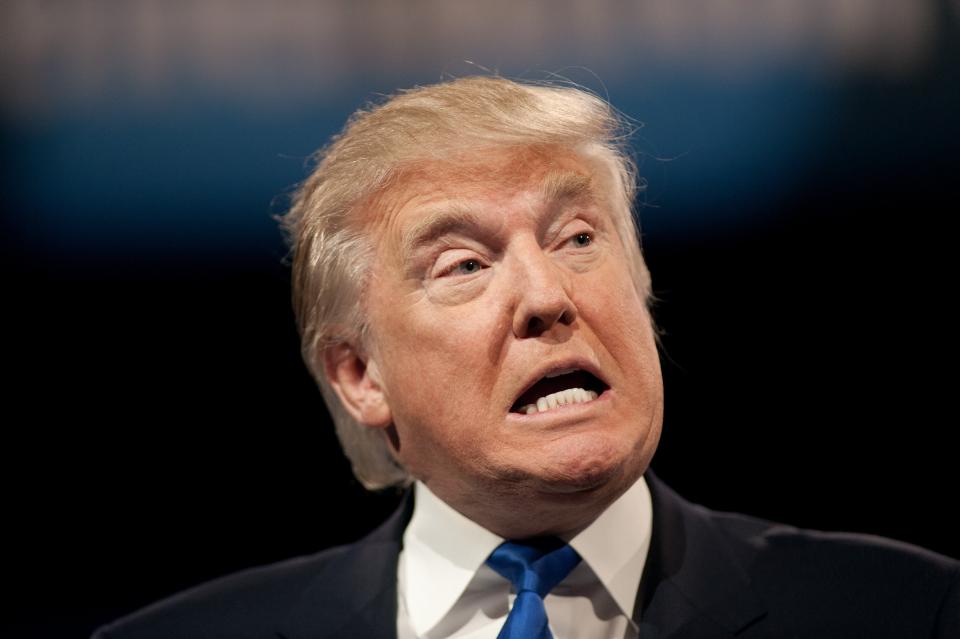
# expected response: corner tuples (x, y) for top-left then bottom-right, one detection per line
(557, 220), (596, 248)
(432, 249), (487, 279)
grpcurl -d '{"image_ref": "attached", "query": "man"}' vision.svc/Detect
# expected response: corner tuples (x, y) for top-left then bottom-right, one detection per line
(94, 76), (959, 638)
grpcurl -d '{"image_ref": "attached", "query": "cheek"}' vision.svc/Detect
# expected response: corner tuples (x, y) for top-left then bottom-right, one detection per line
(578, 267), (648, 333)
(576, 270), (660, 376)
(389, 294), (508, 383)
(375, 303), (506, 438)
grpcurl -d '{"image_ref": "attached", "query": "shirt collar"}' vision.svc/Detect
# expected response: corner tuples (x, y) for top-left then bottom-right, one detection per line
(401, 475), (653, 635)
(402, 482), (504, 635)
(566, 474), (653, 620)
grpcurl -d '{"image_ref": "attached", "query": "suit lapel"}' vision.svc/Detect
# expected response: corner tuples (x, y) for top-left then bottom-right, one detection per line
(277, 490), (413, 639)
(636, 470), (767, 638)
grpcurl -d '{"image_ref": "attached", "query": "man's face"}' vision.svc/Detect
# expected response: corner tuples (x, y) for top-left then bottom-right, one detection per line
(359, 146), (663, 515)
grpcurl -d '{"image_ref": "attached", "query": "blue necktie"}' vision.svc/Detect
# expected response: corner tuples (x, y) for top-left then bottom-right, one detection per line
(485, 538), (582, 639)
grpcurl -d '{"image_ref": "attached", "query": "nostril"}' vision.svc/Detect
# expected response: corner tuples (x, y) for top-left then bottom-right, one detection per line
(526, 316), (546, 335)
(520, 306), (577, 338)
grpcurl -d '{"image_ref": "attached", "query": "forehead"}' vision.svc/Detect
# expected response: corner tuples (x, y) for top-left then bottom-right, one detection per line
(365, 145), (610, 241)
(406, 145), (596, 192)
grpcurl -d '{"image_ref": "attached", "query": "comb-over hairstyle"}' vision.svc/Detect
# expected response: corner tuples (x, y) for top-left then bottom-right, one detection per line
(278, 75), (651, 490)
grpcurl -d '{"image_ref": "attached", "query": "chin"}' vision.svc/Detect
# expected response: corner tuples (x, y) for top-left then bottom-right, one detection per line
(530, 434), (638, 496)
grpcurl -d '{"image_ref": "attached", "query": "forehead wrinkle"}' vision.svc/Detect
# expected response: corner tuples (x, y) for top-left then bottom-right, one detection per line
(400, 203), (487, 260)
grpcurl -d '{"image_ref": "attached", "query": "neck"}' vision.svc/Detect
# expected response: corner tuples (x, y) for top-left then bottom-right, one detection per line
(422, 471), (635, 539)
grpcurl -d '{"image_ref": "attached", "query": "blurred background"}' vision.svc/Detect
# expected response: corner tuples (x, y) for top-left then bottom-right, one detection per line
(3, 1), (958, 636)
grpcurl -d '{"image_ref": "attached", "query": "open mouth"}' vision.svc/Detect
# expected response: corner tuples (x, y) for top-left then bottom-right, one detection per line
(510, 369), (609, 415)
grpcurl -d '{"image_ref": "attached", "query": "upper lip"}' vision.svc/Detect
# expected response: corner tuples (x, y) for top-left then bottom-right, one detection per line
(510, 356), (609, 411)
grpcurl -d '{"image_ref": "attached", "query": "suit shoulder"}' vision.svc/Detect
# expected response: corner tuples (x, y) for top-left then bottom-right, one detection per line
(91, 543), (359, 639)
(708, 506), (958, 576)
(706, 507), (960, 634)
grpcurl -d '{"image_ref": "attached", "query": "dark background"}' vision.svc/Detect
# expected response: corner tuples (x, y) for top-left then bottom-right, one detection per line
(3, 2), (958, 637)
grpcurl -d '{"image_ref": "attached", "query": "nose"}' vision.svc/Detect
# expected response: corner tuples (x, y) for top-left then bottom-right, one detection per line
(511, 245), (578, 339)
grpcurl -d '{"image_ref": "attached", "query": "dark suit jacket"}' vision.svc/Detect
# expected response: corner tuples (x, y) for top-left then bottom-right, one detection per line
(93, 470), (959, 638)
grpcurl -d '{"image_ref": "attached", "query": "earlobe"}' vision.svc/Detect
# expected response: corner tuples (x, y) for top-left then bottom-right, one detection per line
(323, 342), (393, 429)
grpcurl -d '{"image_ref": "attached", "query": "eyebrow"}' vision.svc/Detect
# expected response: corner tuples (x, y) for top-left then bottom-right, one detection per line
(400, 169), (597, 259)
(401, 204), (486, 260)
(538, 169), (595, 204)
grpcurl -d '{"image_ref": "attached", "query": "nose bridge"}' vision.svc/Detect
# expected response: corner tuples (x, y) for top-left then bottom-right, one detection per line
(509, 236), (577, 338)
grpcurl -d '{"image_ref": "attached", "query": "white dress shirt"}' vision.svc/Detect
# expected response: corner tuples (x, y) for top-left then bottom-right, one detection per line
(397, 475), (653, 639)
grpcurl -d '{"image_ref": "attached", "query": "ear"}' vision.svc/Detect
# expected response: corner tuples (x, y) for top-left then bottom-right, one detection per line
(323, 342), (392, 429)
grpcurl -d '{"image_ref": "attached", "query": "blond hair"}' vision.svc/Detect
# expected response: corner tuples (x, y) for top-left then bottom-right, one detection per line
(278, 76), (651, 489)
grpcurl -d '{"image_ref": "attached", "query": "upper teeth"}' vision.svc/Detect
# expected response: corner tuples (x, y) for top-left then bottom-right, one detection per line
(520, 387), (599, 415)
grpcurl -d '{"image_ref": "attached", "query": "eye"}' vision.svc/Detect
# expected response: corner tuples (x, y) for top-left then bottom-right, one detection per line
(440, 257), (485, 277)
(570, 232), (592, 248)
(455, 259), (483, 274)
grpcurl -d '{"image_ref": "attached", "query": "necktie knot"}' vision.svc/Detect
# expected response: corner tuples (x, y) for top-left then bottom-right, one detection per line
(485, 538), (582, 639)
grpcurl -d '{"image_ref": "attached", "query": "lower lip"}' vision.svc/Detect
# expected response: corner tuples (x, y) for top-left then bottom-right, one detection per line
(506, 388), (612, 423)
